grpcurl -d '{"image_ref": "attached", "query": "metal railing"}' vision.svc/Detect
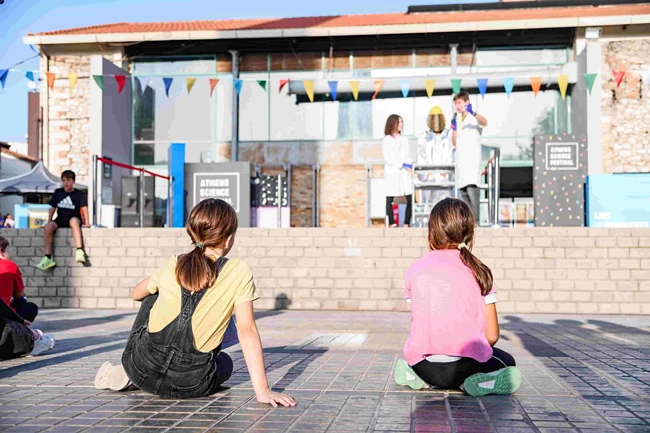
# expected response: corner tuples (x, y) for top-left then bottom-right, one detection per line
(479, 146), (501, 227)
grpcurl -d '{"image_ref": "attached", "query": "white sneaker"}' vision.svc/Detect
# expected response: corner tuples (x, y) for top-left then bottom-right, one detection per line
(94, 362), (130, 391)
(29, 330), (55, 356)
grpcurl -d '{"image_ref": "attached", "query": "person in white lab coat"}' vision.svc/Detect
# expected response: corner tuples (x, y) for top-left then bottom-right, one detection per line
(416, 106), (454, 207)
(382, 115), (413, 227)
(451, 92), (488, 222)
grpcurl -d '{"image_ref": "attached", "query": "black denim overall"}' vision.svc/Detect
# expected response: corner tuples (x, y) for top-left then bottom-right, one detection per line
(122, 257), (232, 399)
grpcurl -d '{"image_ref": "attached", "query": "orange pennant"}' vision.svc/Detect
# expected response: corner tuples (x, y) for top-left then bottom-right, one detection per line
(279, 79), (290, 92)
(209, 78), (219, 96)
(115, 75), (126, 94)
(46, 72), (55, 90)
(372, 80), (384, 100)
(613, 70), (626, 87)
(530, 76), (542, 98)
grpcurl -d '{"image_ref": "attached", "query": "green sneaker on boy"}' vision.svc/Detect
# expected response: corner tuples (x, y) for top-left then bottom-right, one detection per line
(36, 256), (56, 271)
(462, 367), (522, 397)
(394, 359), (427, 390)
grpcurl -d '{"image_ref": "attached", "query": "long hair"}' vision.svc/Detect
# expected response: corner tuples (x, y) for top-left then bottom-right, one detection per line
(175, 199), (238, 291)
(428, 198), (493, 296)
(384, 114), (402, 136)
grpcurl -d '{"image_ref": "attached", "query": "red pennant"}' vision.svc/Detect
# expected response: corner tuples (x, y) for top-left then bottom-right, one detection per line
(115, 75), (126, 94)
(46, 72), (55, 90)
(279, 79), (290, 92)
(372, 80), (385, 100)
(209, 78), (219, 96)
(613, 70), (626, 87)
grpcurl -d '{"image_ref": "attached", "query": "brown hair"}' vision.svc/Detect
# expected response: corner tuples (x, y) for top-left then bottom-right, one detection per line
(0, 236), (8, 254)
(61, 170), (76, 181)
(175, 199), (238, 291)
(427, 198), (493, 296)
(453, 91), (470, 102)
(384, 114), (402, 136)
(428, 113), (446, 133)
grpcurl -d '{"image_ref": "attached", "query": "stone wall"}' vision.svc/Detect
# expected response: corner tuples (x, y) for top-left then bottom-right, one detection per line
(5, 227), (650, 314)
(601, 39), (650, 174)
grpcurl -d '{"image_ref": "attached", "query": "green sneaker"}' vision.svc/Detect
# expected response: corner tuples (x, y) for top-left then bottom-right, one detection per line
(75, 249), (86, 263)
(394, 358), (427, 390)
(36, 256), (56, 271)
(463, 367), (522, 397)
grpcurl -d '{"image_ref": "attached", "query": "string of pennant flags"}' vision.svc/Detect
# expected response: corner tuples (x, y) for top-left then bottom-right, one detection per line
(1, 67), (649, 101)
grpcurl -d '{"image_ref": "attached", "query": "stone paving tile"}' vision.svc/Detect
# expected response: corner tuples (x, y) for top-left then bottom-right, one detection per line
(1, 311), (650, 432)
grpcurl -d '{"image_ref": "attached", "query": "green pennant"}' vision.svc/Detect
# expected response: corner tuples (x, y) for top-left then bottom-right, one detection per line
(451, 78), (462, 95)
(584, 73), (597, 95)
(93, 75), (104, 90)
(257, 80), (267, 91)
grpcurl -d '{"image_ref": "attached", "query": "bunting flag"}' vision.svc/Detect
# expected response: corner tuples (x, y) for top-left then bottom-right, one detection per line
(46, 72), (56, 90)
(137, 77), (150, 95)
(185, 78), (196, 94)
(279, 79), (290, 92)
(303, 80), (315, 102)
(93, 75), (104, 90)
(400, 79), (410, 98)
(257, 80), (267, 91)
(163, 78), (173, 97)
(68, 73), (78, 92)
(530, 76), (542, 98)
(115, 75), (126, 94)
(25, 71), (34, 82)
(613, 70), (626, 87)
(424, 78), (435, 98)
(209, 78), (219, 96)
(372, 80), (384, 100)
(557, 75), (569, 100)
(328, 81), (338, 101)
(451, 78), (462, 95)
(233, 79), (243, 95)
(0, 70), (8, 89)
(584, 73), (597, 95)
(503, 77), (515, 98)
(350, 80), (360, 101)
(477, 78), (488, 100)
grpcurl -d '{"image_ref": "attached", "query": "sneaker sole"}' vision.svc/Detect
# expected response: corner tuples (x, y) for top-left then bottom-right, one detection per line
(37, 263), (56, 270)
(394, 359), (426, 390)
(94, 362), (130, 391)
(463, 367), (522, 397)
(28, 334), (56, 356)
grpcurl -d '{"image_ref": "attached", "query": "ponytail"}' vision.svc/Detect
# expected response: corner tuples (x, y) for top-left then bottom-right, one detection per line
(175, 248), (218, 292)
(459, 247), (493, 296)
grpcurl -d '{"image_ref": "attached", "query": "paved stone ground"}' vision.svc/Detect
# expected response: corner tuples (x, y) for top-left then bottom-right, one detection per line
(1, 310), (650, 433)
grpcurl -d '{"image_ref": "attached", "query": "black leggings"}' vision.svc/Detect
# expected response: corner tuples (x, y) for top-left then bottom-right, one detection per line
(412, 347), (516, 389)
(386, 195), (412, 226)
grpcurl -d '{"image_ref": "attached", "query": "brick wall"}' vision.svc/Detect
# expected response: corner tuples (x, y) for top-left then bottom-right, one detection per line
(5, 227), (650, 314)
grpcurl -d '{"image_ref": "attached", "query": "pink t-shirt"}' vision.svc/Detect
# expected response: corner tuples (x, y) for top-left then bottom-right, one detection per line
(404, 249), (495, 366)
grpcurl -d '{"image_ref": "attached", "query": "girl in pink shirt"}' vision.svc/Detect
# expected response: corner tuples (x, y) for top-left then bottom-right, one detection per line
(394, 198), (521, 396)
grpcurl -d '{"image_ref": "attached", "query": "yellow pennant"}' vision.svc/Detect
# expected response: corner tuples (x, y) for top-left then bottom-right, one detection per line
(350, 80), (360, 100)
(303, 80), (314, 102)
(68, 73), (78, 92)
(186, 78), (196, 94)
(557, 75), (569, 100)
(425, 79), (436, 98)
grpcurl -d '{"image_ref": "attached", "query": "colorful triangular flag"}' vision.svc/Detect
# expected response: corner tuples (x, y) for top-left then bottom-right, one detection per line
(584, 73), (597, 95)
(209, 78), (219, 96)
(477, 78), (488, 100)
(233, 79), (243, 95)
(328, 81), (338, 101)
(257, 80), (267, 91)
(451, 78), (462, 95)
(530, 76), (542, 98)
(115, 75), (126, 94)
(372, 80), (384, 100)
(93, 75), (104, 90)
(46, 72), (56, 90)
(137, 77), (150, 95)
(68, 73), (78, 92)
(279, 79), (289, 92)
(400, 79), (410, 98)
(424, 79), (435, 98)
(350, 80), (360, 101)
(0, 70), (8, 89)
(185, 78), (196, 94)
(25, 71), (34, 82)
(613, 70), (625, 87)
(163, 77), (173, 97)
(303, 80), (314, 102)
(503, 77), (515, 98)
(557, 75), (569, 100)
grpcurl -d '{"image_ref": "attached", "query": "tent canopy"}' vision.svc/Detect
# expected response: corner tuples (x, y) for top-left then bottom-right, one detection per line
(0, 161), (87, 195)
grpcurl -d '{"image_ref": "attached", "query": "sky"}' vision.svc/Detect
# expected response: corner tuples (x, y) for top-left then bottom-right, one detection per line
(0, 0), (494, 143)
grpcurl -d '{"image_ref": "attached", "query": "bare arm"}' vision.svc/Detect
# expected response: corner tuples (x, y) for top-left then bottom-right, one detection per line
(48, 207), (56, 222)
(234, 301), (296, 407)
(80, 206), (90, 227)
(485, 303), (500, 346)
(474, 113), (488, 127)
(132, 277), (151, 301)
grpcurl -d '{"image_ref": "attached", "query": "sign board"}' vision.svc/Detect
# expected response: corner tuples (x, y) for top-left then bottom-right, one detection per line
(193, 172), (240, 212)
(533, 133), (588, 227)
(587, 173), (650, 228)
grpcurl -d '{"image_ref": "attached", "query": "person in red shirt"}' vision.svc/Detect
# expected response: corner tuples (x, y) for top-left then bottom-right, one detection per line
(0, 237), (37, 322)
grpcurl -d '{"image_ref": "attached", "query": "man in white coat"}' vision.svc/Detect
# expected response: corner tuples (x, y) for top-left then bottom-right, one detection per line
(382, 115), (413, 227)
(451, 92), (488, 223)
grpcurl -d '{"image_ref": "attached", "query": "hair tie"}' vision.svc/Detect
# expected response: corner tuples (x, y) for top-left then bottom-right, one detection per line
(457, 242), (468, 250)
(194, 242), (204, 250)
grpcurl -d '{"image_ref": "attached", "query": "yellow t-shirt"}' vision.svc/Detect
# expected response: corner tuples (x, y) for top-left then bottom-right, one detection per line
(146, 256), (259, 352)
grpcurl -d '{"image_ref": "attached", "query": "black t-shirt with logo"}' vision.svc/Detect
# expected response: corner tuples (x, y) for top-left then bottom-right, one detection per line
(49, 188), (87, 220)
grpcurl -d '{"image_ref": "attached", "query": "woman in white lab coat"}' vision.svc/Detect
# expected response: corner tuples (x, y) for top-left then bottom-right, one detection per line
(382, 115), (413, 227)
